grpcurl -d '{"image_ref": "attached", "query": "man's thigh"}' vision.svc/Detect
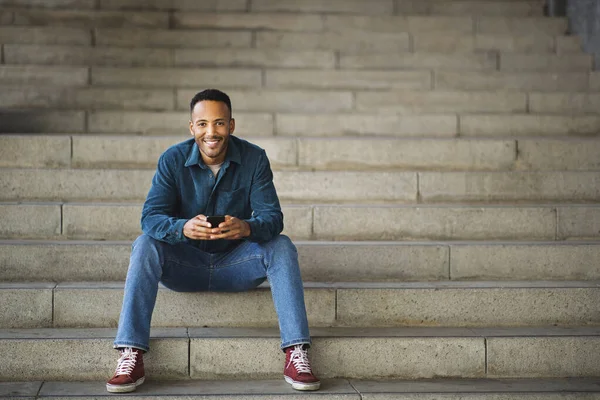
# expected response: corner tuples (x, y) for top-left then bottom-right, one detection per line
(210, 240), (268, 292)
(159, 241), (212, 292)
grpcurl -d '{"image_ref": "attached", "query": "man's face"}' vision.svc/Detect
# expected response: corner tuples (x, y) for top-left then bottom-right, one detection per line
(189, 100), (235, 165)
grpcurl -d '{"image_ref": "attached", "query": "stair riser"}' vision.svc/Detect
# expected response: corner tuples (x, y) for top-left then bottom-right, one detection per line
(3, 204), (600, 241)
(3, 243), (600, 283)
(1, 335), (598, 381)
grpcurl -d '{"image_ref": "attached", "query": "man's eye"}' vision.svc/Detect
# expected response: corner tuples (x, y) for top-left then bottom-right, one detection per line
(217, 122), (224, 126)
(198, 123), (206, 127)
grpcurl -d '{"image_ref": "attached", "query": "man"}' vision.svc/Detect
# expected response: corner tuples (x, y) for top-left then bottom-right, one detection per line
(106, 89), (320, 393)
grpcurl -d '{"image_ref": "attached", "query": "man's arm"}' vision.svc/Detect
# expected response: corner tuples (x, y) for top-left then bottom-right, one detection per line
(244, 150), (284, 242)
(141, 152), (188, 244)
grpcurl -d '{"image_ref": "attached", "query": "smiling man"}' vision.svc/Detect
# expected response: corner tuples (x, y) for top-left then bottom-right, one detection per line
(106, 89), (320, 393)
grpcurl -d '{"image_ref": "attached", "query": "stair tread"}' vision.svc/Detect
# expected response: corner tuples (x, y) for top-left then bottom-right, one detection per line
(3, 378), (600, 398)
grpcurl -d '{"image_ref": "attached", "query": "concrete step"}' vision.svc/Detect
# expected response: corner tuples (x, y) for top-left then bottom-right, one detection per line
(592, 72), (600, 90)
(0, 65), (88, 86)
(14, 46), (590, 73)
(396, 1), (546, 17)
(3, 378), (600, 399)
(2, 203), (599, 241)
(0, 26), (92, 45)
(434, 70), (592, 91)
(458, 114), (600, 137)
(5, 9), (169, 28)
(3, 45), (339, 69)
(2, 168), (600, 203)
(5, 87), (600, 116)
(1, 26), (580, 54)
(4, 135), (600, 171)
(1, 326), (599, 380)
(3, 240), (600, 283)
(3, 281), (600, 329)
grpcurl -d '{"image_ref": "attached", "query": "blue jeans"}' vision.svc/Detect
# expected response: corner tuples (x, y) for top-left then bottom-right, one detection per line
(114, 234), (311, 352)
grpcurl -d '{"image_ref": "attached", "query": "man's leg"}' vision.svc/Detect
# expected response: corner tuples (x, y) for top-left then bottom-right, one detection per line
(211, 234), (320, 390)
(108, 234), (211, 393)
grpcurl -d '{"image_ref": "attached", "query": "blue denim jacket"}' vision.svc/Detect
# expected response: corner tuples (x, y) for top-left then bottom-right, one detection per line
(141, 136), (284, 253)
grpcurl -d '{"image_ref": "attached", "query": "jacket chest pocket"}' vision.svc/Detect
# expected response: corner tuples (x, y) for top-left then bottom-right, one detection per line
(213, 187), (249, 218)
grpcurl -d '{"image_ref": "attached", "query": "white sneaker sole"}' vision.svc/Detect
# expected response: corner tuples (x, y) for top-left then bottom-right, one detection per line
(106, 376), (145, 393)
(284, 375), (321, 391)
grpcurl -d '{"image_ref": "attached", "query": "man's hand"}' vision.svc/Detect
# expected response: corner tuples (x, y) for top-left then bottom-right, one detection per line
(183, 215), (251, 241)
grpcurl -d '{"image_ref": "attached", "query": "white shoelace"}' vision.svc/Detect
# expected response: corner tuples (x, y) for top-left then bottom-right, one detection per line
(287, 345), (312, 374)
(114, 348), (138, 376)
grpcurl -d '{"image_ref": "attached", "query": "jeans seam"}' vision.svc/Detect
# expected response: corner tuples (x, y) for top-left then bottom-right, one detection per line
(214, 254), (263, 269)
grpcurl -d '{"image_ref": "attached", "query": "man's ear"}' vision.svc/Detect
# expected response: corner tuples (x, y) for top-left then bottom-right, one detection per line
(189, 120), (194, 136)
(229, 118), (235, 135)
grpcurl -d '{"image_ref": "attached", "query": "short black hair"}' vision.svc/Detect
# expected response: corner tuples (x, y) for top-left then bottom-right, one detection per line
(190, 89), (232, 117)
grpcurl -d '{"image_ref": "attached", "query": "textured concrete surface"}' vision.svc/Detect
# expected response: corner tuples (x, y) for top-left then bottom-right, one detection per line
(0, 26), (91, 45)
(172, 12), (324, 31)
(488, 337), (600, 377)
(0, 0), (96, 9)
(190, 337), (485, 379)
(0, 86), (175, 111)
(174, 49), (336, 69)
(336, 286), (600, 327)
(273, 171), (417, 203)
(256, 31), (410, 52)
(4, 44), (174, 67)
(0, 169), (154, 202)
(418, 172), (600, 203)
(88, 110), (272, 135)
(275, 114), (456, 137)
(98, 0), (248, 11)
(0, 110), (85, 133)
(460, 115), (600, 137)
(474, 34), (556, 53)
(265, 70), (432, 90)
(424, 1), (544, 16)
(556, 35), (584, 53)
(557, 207), (600, 240)
(178, 89), (354, 112)
(340, 52), (497, 70)
(312, 206), (556, 241)
(52, 283), (336, 328)
(0, 65), (88, 85)
(11, 9), (169, 28)
(499, 53), (592, 71)
(591, 72), (600, 90)
(0, 284), (53, 328)
(476, 17), (567, 35)
(38, 379), (358, 398)
(323, 15), (472, 33)
(0, 135), (70, 168)
(95, 27), (252, 48)
(298, 138), (516, 171)
(0, 381), (41, 397)
(355, 91), (527, 114)
(250, 0), (393, 14)
(435, 71), (589, 91)
(529, 93), (600, 114)
(91, 67), (262, 89)
(450, 244), (600, 280)
(62, 203), (142, 240)
(297, 243), (449, 282)
(0, 336), (188, 380)
(518, 139), (600, 170)
(0, 242), (131, 282)
(0, 204), (61, 239)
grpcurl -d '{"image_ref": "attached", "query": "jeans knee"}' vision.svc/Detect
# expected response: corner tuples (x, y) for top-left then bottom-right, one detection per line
(133, 234), (163, 252)
(269, 234), (297, 255)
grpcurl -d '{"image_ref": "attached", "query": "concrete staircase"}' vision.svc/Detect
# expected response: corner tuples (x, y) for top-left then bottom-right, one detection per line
(2, 0), (600, 398)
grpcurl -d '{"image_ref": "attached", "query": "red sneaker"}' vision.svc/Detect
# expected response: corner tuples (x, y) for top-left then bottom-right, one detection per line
(106, 347), (145, 393)
(283, 345), (320, 391)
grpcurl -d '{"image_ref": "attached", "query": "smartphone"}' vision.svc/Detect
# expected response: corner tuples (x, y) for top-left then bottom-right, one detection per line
(206, 215), (225, 228)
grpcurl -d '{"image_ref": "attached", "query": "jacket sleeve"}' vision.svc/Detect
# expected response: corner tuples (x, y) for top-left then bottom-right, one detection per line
(141, 152), (188, 244)
(244, 150), (284, 243)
